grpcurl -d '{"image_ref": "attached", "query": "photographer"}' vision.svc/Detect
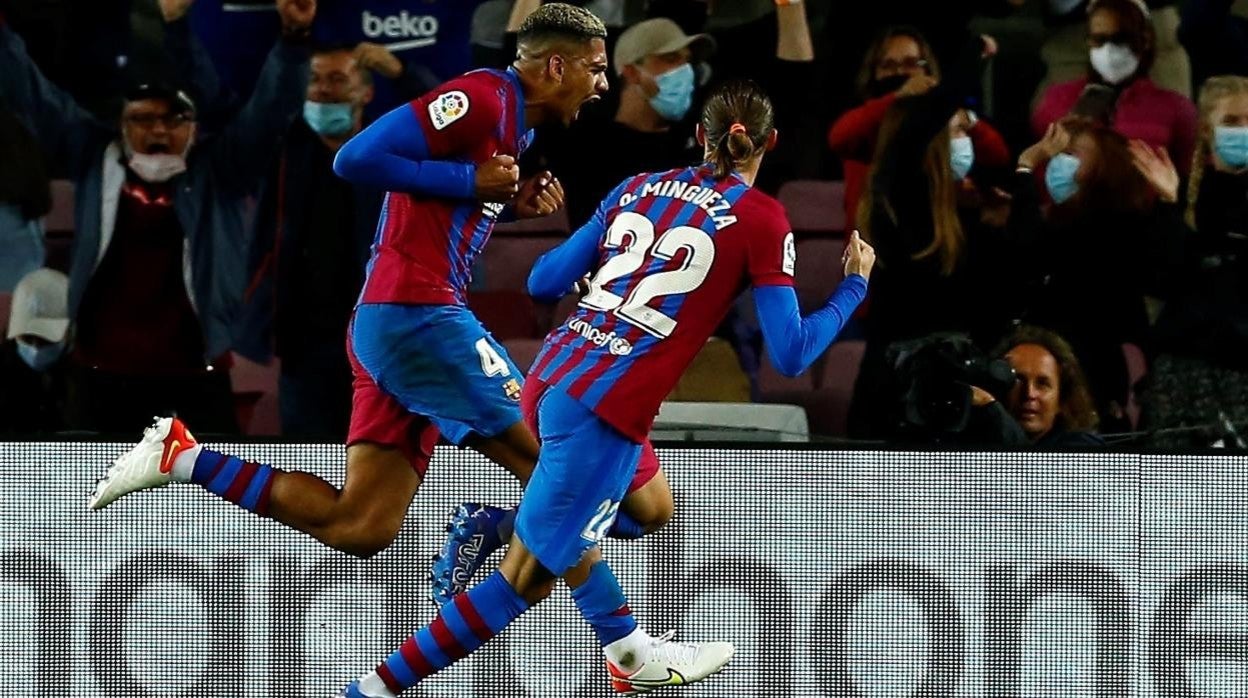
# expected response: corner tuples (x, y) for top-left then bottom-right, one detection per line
(884, 332), (1028, 446)
(996, 326), (1105, 448)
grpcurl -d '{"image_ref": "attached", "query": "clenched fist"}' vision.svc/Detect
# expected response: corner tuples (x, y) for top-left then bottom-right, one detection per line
(475, 155), (520, 203)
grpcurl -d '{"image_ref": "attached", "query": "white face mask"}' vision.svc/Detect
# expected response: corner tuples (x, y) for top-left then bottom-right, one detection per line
(123, 136), (192, 183)
(1089, 43), (1140, 85)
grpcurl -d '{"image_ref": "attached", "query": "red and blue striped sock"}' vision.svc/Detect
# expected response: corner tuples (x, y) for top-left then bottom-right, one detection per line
(190, 449), (276, 516)
(374, 571), (529, 693)
(571, 560), (637, 646)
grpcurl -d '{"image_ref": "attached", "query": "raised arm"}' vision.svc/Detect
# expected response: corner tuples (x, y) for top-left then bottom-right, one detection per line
(0, 22), (109, 177)
(527, 218), (604, 303)
(208, 0), (315, 186)
(755, 232), (872, 377)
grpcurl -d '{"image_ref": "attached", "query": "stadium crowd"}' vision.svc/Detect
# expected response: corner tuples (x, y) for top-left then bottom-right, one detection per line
(1, 0), (1246, 449)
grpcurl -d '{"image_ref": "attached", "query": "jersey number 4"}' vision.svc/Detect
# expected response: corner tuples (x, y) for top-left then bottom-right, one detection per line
(579, 211), (716, 339)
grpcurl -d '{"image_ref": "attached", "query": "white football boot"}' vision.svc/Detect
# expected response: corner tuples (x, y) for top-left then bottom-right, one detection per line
(606, 631), (735, 694)
(89, 417), (197, 510)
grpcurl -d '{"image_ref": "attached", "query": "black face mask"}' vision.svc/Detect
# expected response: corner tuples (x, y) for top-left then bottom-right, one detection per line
(869, 74), (910, 98)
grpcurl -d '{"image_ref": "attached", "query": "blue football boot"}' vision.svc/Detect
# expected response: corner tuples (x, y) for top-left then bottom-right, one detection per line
(429, 503), (509, 607)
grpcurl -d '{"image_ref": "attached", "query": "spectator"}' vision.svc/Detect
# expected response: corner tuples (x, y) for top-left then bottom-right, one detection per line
(0, 107), (50, 291)
(0, 0), (313, 434)
(1035, 0), (1192, 100)
(846, 42), (1025, 439)
(543, 17), (715, 226)
(1032, 0), (1198, 174)
(828, 26), (1011, 229)
(997, 325), (1105, 448)
(1144, 75), (1248, 448)
(235, 44), (384, 438)
(1178, 0), (1248, 89)
(0, 268), (70, 434)
(1009, 117), (1185, 433)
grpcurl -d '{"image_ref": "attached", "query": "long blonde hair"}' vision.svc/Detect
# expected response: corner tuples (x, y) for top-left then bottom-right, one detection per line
(1187, 75), (1248, 228)
(856, 101), (963, 275)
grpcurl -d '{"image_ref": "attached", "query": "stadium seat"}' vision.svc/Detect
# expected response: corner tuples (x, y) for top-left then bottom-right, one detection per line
(468, 291), (542, 340)
(777, 179), (847, 237)
(668, 337), (750, 402)
(1123, 342), (1148, 429)
(794, 238), (846, 311)
(228, 352), (281, 436)
(45, 179), (74, 234)
(757, 348), (815, 394)
(492, 208), (571, 236)
(476, 237), (561, 291)
(503, 338), (544, 373)
(815, 340), (867, 435)
(0, 293), (11, 334)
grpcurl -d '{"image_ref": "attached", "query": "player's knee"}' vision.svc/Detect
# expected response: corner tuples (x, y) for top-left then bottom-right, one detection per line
(516, 577), (557, 605)
(328, 520), (401, 559)
(641, 496), (674, 533)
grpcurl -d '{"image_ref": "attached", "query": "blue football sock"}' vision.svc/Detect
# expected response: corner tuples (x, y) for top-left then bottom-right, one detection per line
(191, 449), (275, 515)
(571, 561), (637, 646)
(608, 511), (646, 539)
(374, 571), (529, 693)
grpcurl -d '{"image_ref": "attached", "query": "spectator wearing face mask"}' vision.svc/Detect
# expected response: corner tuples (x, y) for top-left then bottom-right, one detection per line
(0, 0), (314, 434)
(846, 41), (1027, 439)
(828, 26), (1011, 230)
(235, 43), (385, 438)
(0, 268), (70, 434)
(1144, 76), (1248, 448)
(1009, 117), (1186, 433)
(541, 17), (716, 227)
(1033, 0), (1197, 175)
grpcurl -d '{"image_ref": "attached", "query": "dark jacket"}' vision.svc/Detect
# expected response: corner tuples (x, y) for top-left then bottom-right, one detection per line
(0, 23), (308, 362)
(234, 121), (383, 363)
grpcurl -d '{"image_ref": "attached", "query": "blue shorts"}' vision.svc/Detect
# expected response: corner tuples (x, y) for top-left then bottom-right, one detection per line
(514, 388), (642, 576)
(350, 303), (523, 445)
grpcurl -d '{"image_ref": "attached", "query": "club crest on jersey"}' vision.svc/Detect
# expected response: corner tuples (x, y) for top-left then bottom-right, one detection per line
(429, 91), (469, 130)
(502, 378), (522, 402)
(782, 232), (796, 276)
(568, 317), (634, 356)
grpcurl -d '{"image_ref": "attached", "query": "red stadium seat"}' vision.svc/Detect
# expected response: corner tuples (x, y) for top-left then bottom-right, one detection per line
(794, 238), (846, 311)
(228, 352), (281, 436)
(468, 291), (542, 340)
(1123, 342), (1148, 429)
(777, 179), (847, 237)
(814, 340), (866, 436)
(45, 179), (74, 234)
(476, 237), (561, 291)
(0, 293), (11, 335)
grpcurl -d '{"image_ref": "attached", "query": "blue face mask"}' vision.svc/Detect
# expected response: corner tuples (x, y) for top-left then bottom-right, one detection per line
(303, 101), (355, 137)
(1214, 126), (1248, 169)
(950, 135), (975, 180)
(17, 339), (64, 372)
(1045, 152), (1082, 204)
(648, 63), (695, 123)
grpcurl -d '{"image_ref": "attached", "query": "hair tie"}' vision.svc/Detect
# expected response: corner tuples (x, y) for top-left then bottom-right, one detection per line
(728, 123), (747, 135)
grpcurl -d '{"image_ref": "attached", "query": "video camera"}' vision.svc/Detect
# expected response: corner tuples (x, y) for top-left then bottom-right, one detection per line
(885, 332), (1017, 439)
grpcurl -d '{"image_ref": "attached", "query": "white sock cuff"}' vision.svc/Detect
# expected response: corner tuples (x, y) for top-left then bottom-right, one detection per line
(171, 444), (202, 483)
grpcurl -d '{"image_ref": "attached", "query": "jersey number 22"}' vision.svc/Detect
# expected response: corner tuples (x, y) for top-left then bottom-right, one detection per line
(579, 211), (716, 339)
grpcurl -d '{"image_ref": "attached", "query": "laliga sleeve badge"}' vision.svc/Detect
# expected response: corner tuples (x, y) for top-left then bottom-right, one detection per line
(782, 232), (796, 276)
(429, 90), (469, 130)
(503, 378), (522, 402)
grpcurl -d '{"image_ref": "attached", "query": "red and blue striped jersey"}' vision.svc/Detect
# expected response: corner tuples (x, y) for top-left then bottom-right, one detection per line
(529, 165), (797, 441)
(359, 68), (532, 306)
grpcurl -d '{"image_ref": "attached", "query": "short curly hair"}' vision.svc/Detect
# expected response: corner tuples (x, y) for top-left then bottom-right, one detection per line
(518, 3), (607, 51)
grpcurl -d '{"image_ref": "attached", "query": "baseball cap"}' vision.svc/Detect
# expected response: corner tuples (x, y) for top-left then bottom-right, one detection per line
(613, 18), (716, 76)
(1088, 0), (1150, 18)
(7, 268), (70, 342)
(124, 83), (197, 117)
